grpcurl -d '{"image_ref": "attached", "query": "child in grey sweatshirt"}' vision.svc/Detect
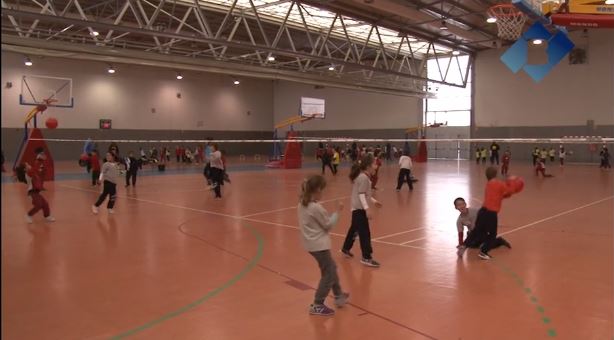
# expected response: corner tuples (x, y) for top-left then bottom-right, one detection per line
(298, 175), (348, 316)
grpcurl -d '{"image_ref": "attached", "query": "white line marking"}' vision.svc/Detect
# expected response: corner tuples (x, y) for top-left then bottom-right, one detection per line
(499, 195), (614, 236)
(59, 184), (240, 220)
(372, 227), (426, 241)
(400, 237), (428, 245)
(59, 184), (431, 251)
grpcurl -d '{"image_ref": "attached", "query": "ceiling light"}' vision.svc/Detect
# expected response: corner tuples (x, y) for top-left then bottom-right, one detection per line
(233, 80), (240, 85)
(91, 31), (100, 36)
(176, 73), (183, 80)
(107, 66), (115, 74)
(267, 55), (275, 61)
(486, 17), (497, 24)
(328, 65), (335, 71)
(532, 39), (543, 45)
(452, 50), (460, 56)
(24, 57), (33, 66)
(439, 20), (448, 30)
(606, 0), (613, 4)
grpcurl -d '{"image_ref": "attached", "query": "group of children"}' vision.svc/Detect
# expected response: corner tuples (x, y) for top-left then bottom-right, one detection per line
(298, 154), (523, 316)
(298, 154), (382, 315)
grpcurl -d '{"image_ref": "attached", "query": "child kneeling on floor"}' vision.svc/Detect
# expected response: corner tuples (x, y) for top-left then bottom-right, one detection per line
(298, 174), (349, 316)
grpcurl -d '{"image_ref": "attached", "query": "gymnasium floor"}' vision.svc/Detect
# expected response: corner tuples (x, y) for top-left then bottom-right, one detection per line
(2, 159), (613, 340)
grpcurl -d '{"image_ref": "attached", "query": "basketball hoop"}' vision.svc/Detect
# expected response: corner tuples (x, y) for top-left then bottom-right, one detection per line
(488, 4), (527, 41)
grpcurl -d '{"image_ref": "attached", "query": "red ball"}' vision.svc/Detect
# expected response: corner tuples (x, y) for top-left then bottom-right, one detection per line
(506, 176), (524, 194)
(45, 117), (58, 129)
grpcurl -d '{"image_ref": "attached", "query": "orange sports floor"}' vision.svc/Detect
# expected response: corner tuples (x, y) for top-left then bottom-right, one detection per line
(2, 160), (613, 340)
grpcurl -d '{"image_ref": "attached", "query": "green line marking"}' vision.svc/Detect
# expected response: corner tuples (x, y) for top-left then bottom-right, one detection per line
(109, 224), (264, 339)
(494, 260), (556, 337)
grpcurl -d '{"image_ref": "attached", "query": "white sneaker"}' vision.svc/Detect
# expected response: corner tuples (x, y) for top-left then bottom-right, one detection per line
(45, 216), (56, 222)
(92, 205), (99, 214)
(108, 209), (114, 214)
(25, 214), (33, 224)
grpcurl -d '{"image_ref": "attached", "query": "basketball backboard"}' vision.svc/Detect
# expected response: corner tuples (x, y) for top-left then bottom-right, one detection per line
(20, 75), (74, 108)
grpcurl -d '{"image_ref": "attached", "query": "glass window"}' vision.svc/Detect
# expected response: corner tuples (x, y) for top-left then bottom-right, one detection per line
(425, 55), (472, 126)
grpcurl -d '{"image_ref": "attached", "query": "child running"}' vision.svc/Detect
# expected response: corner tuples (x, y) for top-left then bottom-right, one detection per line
(209, 143), (224, 199)
(298, 175), (349, 316)
(92, 152), (120, 214)
(341, 155), (382, 267)
(457, 167), (516, 260)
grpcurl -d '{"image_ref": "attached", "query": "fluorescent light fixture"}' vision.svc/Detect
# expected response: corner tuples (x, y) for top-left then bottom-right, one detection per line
(328, 65), (335, 71)
(107, 66), (116, 74)
(176, 73), (183, 80)
(452, 50), (461, 56)
(486, 17), (497, 24)
(233, 79), (240, 85)
(439, 20), (448, 30)
(24, 57), (33, 66)
(267, 55), (275, 61)
(532, 39), (543, 45)
(91, 31), (100, 36)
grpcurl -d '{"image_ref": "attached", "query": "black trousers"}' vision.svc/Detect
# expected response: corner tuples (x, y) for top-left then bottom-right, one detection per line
(126, 170), (137, 186)
(92, 170), (100, 186)
(490, 152), (499, 165)
(95, 180), (117, 209)
(396, 168), (413, 190)
(342, 210), (372, 260)
(322, 161), (334, 175)
(464, 208), (507, 251)
(210, 167), (223, 197)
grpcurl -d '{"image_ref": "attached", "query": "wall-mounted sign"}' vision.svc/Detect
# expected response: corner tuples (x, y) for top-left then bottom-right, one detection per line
(99, 119), (112, 129)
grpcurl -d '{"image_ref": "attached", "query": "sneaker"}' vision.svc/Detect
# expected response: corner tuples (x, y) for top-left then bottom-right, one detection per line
(108, 209), (114, 214)
(45, 216), (56, 222)
(309, 304), (335, 316)
(501, 239), (512, 249)
(334, 292), (350, 308)
(91, 205), (99, 214)
(25, 214), (33, 224)
(340, 249), (354, 258)
(478, 252), (492, 260)
(360, 258), (380, 267)
(456, 245), (466, 257)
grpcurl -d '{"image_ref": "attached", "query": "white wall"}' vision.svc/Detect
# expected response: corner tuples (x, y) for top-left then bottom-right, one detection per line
(475, 29), (614, 127)
(273, 80), (422, 130)
(1, 52), (274, 131)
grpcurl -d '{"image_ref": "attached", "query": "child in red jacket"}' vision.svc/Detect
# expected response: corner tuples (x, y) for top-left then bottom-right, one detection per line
(16, 149), (55, 223)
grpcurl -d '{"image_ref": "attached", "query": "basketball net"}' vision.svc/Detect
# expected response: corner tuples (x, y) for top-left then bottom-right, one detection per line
(488, 4), (527, 41)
